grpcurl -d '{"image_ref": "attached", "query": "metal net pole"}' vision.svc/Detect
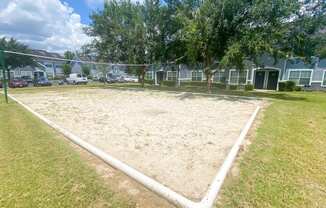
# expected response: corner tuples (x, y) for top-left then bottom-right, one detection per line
(0, 50), (8, 103)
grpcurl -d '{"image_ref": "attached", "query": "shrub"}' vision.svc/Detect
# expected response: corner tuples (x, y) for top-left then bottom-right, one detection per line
(162, 80), (176, 87)
(229, 85), (238, 90)
(212, 83), (226, 89)
(285, 81), (296, 91)
(294, 86), (302, 91)
(144, 79), (154, 85)
(180, 81), (206, 87)
(278, 82), (286, 91)
(278, 81), (297, 91)
(245, 84), (254, 91)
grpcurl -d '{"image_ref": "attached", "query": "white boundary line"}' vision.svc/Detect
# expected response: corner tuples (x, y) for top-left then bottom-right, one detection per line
(8, 93), (260, 208)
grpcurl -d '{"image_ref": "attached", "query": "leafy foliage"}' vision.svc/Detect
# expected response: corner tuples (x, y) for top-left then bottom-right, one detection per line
(86, 0), (326, 73)
(62, 64), (72, 76)
(82, 65), (91, 76)
(0, 37), (34, 68)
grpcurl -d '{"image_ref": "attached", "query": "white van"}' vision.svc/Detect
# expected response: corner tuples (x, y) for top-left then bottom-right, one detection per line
(66, 73), (88, 84)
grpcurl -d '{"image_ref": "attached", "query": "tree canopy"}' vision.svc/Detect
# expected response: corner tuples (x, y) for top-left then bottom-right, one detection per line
(0, 37), (34, 68)
(86, 0), (326, 70)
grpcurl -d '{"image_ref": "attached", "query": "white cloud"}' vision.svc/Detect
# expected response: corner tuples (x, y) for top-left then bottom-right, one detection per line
(0, 0), (92, 53)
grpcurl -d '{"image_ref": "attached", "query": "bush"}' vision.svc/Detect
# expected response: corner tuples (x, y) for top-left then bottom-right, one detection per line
(229, 85), (238, 90)
(278, 82), (286, 91)
(180, 81), (206, 87)
(212, 83), (226, 89)
(162, 80), (176, 87)
(144, 79), (154, 85)
(294, 86), (302, 91)
(245, 84), (254, 91)
(278, 81), (297, 91)
(285, 81), (296, 91)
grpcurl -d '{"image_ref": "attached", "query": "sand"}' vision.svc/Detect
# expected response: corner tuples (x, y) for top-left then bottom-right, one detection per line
(13, 88), (261, 200)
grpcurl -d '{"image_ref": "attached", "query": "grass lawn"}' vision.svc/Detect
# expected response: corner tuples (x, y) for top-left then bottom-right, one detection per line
(0, 97), (133, 208)
(219, 92), (326, 207)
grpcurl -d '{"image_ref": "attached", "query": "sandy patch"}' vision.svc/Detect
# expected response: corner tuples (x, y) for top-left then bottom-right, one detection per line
(13, 88), (261, 200)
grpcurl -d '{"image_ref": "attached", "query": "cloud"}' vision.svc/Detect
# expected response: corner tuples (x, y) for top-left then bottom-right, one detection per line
(0, 0), (92, 53)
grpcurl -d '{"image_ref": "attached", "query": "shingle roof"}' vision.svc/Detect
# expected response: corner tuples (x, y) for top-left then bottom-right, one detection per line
(31, 49), (63, 59)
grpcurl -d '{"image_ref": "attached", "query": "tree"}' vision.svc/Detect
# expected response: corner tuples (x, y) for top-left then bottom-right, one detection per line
(64, 51), (75, 64)
(179, 0), (326, 91)
(178, 0), (217, 91)
(0, 37), (34, 80)
(82, 65), (91, 77)
(97, 64), (108, 84)
(62, 50), (75, 77)
(218, 0), (326, 67)
(87, 0), (150, 86)
(85, 0), (325, 91)
(62, 64), (71, 77)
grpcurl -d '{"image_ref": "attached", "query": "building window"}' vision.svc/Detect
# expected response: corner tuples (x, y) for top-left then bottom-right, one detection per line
(229, 70), (248, 85)
(288, 70), (312, 86)
(167, 71), (177, 81)
(323, 71), (326, 87)
(145, 71), (153, 80)
(214, 71), (226, 83)
(192, 71), (203, 81)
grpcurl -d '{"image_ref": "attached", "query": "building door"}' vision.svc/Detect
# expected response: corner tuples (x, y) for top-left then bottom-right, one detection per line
(255, 71), (265, 89)
(267, 71), (279, 90)
(156, 71), (164, 84)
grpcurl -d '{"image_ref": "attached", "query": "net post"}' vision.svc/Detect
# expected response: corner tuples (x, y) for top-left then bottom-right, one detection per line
(0, 50), (8, 104)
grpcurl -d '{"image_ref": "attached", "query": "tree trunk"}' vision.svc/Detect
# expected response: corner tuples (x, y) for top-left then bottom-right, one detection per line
(176, 65), (180, 87)
(204, 56), (213, 93)
(141, 66), (146, 88)
(7, 68), (10, 82)
(207, 72), (212, 93)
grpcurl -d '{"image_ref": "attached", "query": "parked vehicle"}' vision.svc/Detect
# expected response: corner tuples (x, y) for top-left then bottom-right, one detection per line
(98, 77), (107, 83)
(34, 70), (47, 80)
(34, 77), (52, 87)
(21, 76), (33, 83)
(9, 78), (28, 88)
(123, 75), (138, 83)
(66, 73), (88, 84)
(58, 80), (65, 85)
(106, 73), (124, 83)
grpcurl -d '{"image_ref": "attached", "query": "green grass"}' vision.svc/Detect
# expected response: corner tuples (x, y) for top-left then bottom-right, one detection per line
(0, 98), (133, 208)
(219, 92), (326, 207)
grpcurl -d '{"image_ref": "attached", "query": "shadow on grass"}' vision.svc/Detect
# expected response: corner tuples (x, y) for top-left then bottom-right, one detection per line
(8, 82), (307, 102)
(104, 84), (307, 102)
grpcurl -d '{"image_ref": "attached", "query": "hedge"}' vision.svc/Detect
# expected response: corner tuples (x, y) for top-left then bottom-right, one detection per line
(285, 81), (296, 91)
(212, 83), (227, 89)
(279, 82), (286, 91)
(245, 84), (254, 91)
(294, 86), (302, 91)
(162, 80), (176, 87)
(229, 85), (238, 90)
(180, 81), (207, 87)
(279, 81), (296, 91)
(144, 79), (154, 85)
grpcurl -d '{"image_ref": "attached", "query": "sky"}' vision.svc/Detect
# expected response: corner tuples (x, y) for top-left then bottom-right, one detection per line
(0, 0), (106, 53)
(64, 0), (104, 24)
